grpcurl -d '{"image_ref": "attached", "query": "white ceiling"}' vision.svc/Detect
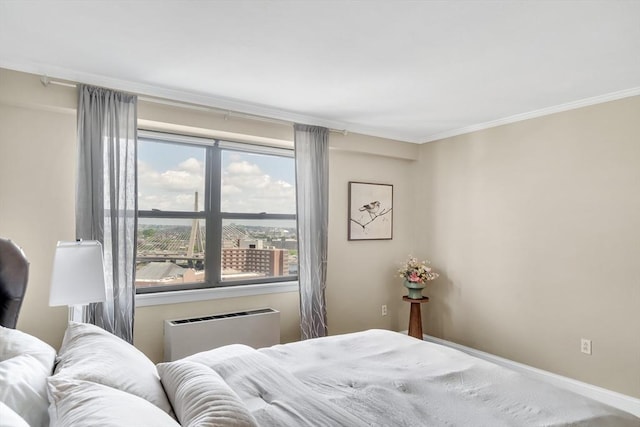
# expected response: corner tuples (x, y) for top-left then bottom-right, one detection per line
(1, 1), (639, 143)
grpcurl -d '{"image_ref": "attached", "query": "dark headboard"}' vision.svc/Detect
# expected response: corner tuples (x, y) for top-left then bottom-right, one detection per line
(0, 238), (29, 328)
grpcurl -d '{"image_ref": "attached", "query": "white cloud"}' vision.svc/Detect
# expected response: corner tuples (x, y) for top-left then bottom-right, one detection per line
(222, 161), (295, 214)
(227, 161), (261, 175)
(160, 169), (203, 191)
(222, 184), (242, 195)
(178, 158), (202, 174)
(138, 158), (295, 214)
(138, 160), (160, 183)
(138, 158), (204, 211)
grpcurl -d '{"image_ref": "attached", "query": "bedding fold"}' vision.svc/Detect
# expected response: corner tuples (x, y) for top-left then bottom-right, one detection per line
(180, 345), (368, 426)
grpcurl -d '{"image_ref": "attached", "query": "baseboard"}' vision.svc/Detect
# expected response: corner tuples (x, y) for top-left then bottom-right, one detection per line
(411, 332), (640, 417)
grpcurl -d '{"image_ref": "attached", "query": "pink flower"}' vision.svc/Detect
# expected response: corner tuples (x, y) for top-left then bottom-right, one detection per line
(398, 256), (439, 284)
(408, 272), (421, 282)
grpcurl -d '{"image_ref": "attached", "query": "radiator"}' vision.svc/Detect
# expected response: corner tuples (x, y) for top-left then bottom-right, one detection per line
(163, 308), (280, 361)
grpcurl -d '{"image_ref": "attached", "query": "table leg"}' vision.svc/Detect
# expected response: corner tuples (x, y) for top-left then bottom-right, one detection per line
(408, 302), (423, 339)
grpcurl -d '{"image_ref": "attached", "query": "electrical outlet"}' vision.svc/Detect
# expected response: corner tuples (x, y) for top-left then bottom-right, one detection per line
(381, 304), (388, 316)
(581, 338), (592, 355)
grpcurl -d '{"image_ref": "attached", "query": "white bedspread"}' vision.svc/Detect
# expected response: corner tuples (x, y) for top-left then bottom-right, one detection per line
(184, 329), (639, 426)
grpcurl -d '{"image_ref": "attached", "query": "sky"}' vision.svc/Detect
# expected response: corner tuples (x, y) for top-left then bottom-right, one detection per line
(137, 139), (296, 215)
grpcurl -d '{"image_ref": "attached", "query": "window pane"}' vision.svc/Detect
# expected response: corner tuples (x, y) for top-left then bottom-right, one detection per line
(221, 151), (296, 214)
(136, 218), (206, 289)
(221, 219), (297, 281)
(138, 138), (206, 212)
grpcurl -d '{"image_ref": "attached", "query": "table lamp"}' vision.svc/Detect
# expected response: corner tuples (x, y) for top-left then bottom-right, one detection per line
(49, 240), (107, 322)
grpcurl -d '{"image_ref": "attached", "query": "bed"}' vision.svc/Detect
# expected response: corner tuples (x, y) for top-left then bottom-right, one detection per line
(1, 323), (638, 426)
(178, 329), (639, 426)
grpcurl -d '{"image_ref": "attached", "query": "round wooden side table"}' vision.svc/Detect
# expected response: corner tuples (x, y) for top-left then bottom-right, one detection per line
(403, 295), (429, 339)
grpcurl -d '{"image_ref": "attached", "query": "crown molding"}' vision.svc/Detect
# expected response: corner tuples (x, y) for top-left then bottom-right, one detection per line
(422, 87), (640, 143)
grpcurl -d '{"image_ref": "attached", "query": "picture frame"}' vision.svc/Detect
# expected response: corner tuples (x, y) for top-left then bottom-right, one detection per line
(348, 182), (393, 240)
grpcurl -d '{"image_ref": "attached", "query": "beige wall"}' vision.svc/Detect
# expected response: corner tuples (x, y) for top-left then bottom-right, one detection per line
(0, 71), (77, 348)
(327, 143), (418, 336)
(0, 68), (418, 363)
(416, 96), (640, 397)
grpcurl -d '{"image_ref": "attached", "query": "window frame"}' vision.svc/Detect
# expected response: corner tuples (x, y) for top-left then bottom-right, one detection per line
(136, 130), (298, 295)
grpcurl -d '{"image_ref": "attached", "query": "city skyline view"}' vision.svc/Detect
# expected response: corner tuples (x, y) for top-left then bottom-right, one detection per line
(136, 222), (298, 288)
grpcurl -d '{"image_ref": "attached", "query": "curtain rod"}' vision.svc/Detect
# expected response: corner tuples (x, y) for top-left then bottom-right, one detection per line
(40, 75), (349, 135)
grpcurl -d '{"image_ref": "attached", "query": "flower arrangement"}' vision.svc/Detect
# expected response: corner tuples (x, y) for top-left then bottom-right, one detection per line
(398, 256), (439, 284)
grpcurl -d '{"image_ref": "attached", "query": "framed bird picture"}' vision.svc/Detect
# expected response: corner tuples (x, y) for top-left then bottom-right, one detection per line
(348, 182), (393, 240)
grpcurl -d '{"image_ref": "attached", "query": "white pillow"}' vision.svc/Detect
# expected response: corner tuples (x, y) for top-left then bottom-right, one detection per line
(0, 327), (55, 427)
(47, 377), (181, 427)
(157, 360), (257, 427)
(0, 401), (30, 427)
(54, 322), (173, 415)
(0, 326), (56, 369)
(0, 354), (49, 427)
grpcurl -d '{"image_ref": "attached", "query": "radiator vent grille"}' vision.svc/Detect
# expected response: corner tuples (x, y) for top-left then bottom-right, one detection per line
(169, 308), (274, 325)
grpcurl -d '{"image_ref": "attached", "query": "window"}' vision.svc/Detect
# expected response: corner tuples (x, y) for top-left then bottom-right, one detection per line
(136, 131), (297, 293)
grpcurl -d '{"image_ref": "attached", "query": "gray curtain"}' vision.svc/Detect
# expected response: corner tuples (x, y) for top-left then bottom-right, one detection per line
(76, 85), (137, 343)
(294, 124), (329, 340)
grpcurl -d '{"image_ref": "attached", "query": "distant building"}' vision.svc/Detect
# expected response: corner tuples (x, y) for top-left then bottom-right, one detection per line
(221, 247), (288, 277)
(239, 239), (264, 249)
(135, 261), (203, 287)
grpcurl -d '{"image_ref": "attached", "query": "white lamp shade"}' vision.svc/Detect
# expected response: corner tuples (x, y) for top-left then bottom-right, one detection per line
(49, 240), (107, 306)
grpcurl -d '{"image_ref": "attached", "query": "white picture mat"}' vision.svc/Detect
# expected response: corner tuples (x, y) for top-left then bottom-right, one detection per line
(348, 182), (393, 240)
